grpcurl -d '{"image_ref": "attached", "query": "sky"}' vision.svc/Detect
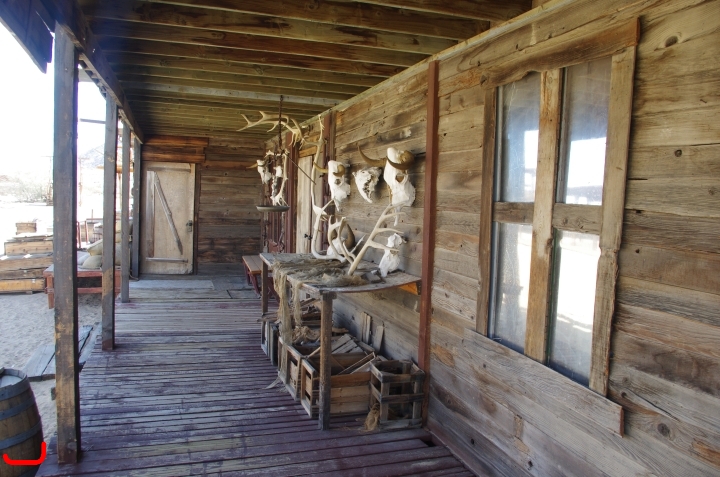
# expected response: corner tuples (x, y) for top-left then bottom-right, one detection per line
(0, 22), (107, 177)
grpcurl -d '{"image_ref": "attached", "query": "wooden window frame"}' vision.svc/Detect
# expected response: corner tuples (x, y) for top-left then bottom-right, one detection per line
(476, 19), (639, 396)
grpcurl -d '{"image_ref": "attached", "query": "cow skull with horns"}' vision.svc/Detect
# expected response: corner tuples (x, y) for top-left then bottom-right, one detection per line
(357, 146), (416, 225)
(314, 159), (351, 211)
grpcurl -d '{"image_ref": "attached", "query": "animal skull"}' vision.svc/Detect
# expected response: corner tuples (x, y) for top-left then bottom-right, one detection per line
(358, 146), (416, 224)
(254, 153), (274, 183)
(353, 167), (382, 203)
(314, 159), (351, 211)
(378, 233), (405, 277)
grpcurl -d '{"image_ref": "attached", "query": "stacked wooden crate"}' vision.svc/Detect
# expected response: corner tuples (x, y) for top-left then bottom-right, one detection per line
(1, 231), (53, 293)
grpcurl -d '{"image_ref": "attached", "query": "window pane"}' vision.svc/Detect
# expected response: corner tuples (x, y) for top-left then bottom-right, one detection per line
(557, 57), (612, 205)
(489, 222), (533, 353)
(497, 72), (541, 202)
(547, 230), (601, 385)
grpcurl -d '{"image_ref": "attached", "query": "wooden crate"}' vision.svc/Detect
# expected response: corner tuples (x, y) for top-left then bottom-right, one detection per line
(369, 359), (425, 429)
(16, 222), (37, 234)
(278, 338), (319, 400)
(260, 319), (280, 366)
(0, 277), (45, 293)
(300, 353), (372, 419)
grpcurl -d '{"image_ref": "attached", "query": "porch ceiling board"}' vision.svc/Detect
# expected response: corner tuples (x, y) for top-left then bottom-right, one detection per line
(78, 0), (530, 140)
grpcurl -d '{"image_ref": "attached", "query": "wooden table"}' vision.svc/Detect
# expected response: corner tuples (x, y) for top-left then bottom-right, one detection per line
(44, 265), (121, 309)
(260, 252), (421, 430)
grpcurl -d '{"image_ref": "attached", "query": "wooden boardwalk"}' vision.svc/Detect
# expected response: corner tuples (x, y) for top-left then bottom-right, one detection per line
(38, 290), (472, 476)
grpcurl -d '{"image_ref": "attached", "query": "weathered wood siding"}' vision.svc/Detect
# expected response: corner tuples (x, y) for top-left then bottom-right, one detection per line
(197, 138), (265, 264)
(330, 69), (429, 362)
(426, 1), (720, 476)
(297, 0), (720, 476)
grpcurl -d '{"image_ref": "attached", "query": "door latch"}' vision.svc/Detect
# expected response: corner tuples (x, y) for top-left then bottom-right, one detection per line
(186, 220), (193, 232)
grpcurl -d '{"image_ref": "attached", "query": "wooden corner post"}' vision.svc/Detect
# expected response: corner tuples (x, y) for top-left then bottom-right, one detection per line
(419, 60), (439, 422)
(53, 23), (81, 464)
(102, 98), (118, 350)
(120, 122), (131, 302)
(131, 137), (142, 277)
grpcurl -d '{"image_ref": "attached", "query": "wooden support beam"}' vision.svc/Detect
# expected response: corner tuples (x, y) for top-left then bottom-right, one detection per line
(285, 135), (297, 253)
(39, 0), (144, 142)
(419, 60), (439, 424)
(120, 122), (131, 303)
(524, 69), (562, 362)
(102, 98), (118, 350)
(83, 1), (457, 55)
(127, 0), (486, 41)
(131, 137), (141, 277)
(318, 292), (336, 430)
(261, 260), (268, 316)
(52, 23), (81, 464)
(192, 165), (201, 274)
(360, 0), (530, 22)
(419, 60), (439, 373)
(475, 88), (497, 335)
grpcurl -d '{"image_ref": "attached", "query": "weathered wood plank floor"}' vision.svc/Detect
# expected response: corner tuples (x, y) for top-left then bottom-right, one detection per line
(38, 292), (472, 476)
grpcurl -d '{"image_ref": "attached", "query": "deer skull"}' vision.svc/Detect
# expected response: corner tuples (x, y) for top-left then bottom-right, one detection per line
(253, 153), (274, 184)
(353, 167), (382, 203)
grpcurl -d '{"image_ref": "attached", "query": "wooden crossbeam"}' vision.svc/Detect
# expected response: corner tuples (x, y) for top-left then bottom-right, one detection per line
(82, 1), (458, 55)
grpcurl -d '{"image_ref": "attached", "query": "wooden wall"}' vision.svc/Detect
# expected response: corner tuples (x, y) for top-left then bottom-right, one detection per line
(196, 138), (264, 266)
(298, 0), (720, 475)
(330, 68), (429, 362)
(141, 136), (265, 271)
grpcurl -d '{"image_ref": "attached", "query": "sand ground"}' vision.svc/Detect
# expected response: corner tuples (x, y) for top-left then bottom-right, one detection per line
(0, 291), (101, 443)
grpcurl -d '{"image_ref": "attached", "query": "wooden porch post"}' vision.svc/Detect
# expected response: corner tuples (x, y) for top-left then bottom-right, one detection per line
(318, 292), (335, 430)
(52, 23), (81, 464)
(120, 123), (131, 302)
(102, 99), (118, 350)
(131, 137), (141, 277)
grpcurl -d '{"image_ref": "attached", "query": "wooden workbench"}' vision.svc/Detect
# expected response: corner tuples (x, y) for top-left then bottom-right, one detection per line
(260, 252), (420, 430)
(44, 264), (121, 309)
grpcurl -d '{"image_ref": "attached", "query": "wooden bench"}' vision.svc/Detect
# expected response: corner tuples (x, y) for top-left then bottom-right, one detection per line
(242, 255), (264, 297)
(43, 264), (121, 309)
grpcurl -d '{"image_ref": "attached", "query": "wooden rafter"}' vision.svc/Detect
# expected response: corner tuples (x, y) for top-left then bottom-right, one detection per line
(81, 0), (459, 54)
(360, 0), (531, 22)
(115, 0), (488, 40)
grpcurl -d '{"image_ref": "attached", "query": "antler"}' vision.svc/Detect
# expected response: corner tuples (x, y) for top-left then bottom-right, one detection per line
(347, 203), (404, 275)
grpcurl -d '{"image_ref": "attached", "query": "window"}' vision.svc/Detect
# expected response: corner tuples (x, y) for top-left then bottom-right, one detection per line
(476, 27), (637, 395)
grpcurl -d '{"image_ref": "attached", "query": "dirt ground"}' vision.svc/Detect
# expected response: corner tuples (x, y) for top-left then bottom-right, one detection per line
(0, 291), (101, 443)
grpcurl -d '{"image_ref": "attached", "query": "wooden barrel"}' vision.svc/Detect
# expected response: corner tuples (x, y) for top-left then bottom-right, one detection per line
(0, 368), (44, 477)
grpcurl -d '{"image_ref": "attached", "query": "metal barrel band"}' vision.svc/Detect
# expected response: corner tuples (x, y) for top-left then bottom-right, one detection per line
(0, 398), (35, 420)
(0, 421), (42, 451)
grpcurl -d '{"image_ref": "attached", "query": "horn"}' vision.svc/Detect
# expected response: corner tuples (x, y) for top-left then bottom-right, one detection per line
(247, 158), (267, 169)
(313, 158), (328, 174)
(333, 164), (346, 177)
(386, 150), (415, 171)
(357, 145), (387, 168)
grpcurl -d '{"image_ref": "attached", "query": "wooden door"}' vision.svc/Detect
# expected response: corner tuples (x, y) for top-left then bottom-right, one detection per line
(295, 155), (316, 253)
(141, 162), (195, 274)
